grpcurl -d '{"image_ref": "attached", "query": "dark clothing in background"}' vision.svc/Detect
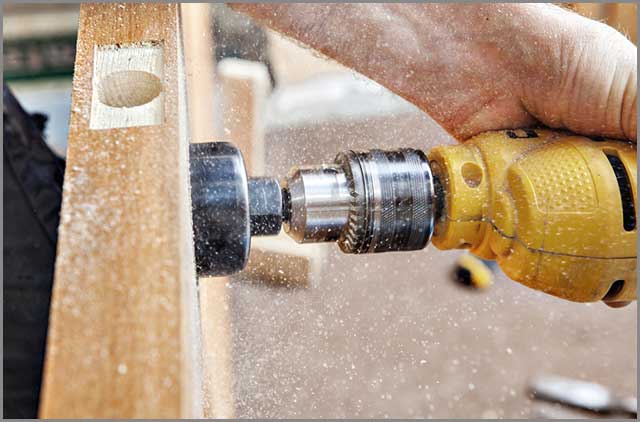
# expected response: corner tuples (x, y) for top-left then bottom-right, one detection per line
(3, 84), (65, 418)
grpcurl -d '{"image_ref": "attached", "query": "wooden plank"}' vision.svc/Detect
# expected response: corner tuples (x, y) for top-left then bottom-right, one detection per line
(266, 29), (349, 85)
(246, 235), (325, 288)
(180, 4), (236, 418)
(604, 3), (637, 44)
(182, 3), (217, 143)
(570, 3), (637, 44)
(570, 3), (605, 20)
(218, 57), (270, 176)
(40, 3), (202, 418)
(197, 279), (235, 417)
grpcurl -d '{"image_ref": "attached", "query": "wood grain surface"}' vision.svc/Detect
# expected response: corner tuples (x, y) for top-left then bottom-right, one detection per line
(40, 4), (203, 418)
(180, 3), (236, 418)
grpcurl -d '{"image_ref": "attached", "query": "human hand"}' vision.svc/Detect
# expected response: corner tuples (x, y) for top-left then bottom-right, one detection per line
(229, 3), (637, 142)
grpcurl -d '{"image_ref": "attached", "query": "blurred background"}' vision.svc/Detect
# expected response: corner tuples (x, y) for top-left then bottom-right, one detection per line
(4, 3), (637, 159)
(3, 2), (637, 418)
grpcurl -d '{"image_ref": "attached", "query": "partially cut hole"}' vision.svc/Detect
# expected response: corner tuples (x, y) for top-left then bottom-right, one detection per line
(98, 70), (162, 108)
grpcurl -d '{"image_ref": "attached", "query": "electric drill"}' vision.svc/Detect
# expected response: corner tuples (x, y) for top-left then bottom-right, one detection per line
(190, 128), (637, 305)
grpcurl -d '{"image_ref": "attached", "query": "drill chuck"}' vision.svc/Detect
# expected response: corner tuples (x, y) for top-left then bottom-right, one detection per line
(283, 149), (436, 254)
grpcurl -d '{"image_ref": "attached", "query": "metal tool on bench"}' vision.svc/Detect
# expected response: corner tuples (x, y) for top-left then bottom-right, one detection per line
(189, 128), (637, 305)
(528, 374), (637, 418)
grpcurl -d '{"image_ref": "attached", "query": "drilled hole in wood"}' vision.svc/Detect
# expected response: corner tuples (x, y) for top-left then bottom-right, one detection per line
(98, 70), (163, 108)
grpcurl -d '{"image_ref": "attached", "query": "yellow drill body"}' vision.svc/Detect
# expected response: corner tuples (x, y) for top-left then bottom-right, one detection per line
(428, 128), (637, 303)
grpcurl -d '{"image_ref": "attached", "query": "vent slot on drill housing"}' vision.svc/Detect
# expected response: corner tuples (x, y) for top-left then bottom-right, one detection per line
(604, 152), (636, 231)
(603, 279), (625, 301)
